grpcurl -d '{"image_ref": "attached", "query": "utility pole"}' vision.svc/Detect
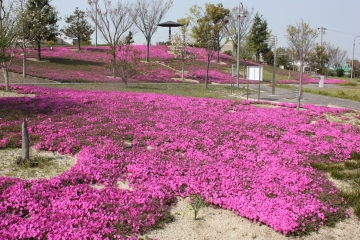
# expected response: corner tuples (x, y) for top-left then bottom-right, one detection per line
(266, 36), (278, 95)
(272, 36), (277, 95)
(236, 2), (245, 88)
(95, 0), (98, 48)
(317, 27), (326, 46)
(352, 36), (360, 82)
(317, 27), (326, 74)
(0, 0), (4, 32)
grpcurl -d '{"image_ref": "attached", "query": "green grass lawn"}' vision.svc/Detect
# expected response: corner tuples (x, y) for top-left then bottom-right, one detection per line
(46, 82), (248, 100)
(276, 84), (360, 102)
(303, 86), (360, 102)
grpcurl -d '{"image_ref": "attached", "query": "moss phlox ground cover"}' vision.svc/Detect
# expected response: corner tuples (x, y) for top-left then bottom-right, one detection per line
(1, 86), (360, 239)
(9, 45), (341, 85)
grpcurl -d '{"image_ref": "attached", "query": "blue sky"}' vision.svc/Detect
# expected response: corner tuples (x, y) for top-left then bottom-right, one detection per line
(52, 0), (360, 60)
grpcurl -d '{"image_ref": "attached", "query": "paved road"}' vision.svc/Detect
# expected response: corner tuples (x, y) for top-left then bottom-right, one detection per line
(240, 83), (360, 112)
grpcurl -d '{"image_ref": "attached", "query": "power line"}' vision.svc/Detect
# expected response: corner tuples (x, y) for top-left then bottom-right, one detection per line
(326, 29), (359, 36)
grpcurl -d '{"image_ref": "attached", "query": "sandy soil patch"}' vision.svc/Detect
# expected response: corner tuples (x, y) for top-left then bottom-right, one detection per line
(0, 90), (35, 98)
(27, 58), (50, 62)
(141, 197), (360, 240)
(0, 148), (77, 180)
(171, 78), (199, 83)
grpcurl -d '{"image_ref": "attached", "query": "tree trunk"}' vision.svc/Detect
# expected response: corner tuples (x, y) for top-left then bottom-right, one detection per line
(297, 60), (304, 111)
(205, 58), (210, 89)
(37, 40), (41, 61)
(112, 53), (116, 78)
(22, 119), (30, 160)
(124, 71), (128, 87)
(182, 58), (185, 81)
(78, 36), (81, 50)
(217, 40), (220, 63)
(146, 40), (150, 62)
(3, 65), (9, 91)
(23, 43), (27, 78)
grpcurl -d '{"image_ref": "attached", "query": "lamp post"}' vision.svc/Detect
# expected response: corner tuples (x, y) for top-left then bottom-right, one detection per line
(265, 36), (277, 95)
(351, 36), (360, 82)
(236, 3), (246, 88)
(271, 36), (277, 95)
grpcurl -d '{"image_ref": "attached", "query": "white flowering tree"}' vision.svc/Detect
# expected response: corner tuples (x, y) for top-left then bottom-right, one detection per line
(170, 33), (192, 81)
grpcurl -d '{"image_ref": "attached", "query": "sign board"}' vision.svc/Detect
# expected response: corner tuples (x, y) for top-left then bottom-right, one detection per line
(232, 64), (237, 77)
(247, 66), (263, 81)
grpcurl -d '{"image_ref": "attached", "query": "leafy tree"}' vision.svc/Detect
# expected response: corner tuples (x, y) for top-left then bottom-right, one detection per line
(286, 19), (318, 110)
(190, 3), (229, 62)
(276, 47), (291, 68)
(352, 59), (360, 78)
(25, 0), (59, 60)
(80, 35), (92, 45)
(0, 0), (17, 91)
(188, 4), (216, 88)
(262, 50), (273, 65)
(124, 31), (134, 44)
(87, 0), (136, 78)
(336, 68), (344, 77)
(61, 7), (94, 50)
(177, 17), (190, 39)
(248, 12), (270, 62)
(205, 3), (229, 62)
(239, 39), (255, 60)
(132, 0), (173, 62)
(16, 0), (36, 78)
(306, 44), (329, 74)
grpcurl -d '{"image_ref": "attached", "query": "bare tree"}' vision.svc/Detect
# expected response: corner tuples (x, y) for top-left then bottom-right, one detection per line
(224, 5), (254, 55)
(132, 0), (173, 62)
(87, 0), (136, 78)
(326, 43), (348, 68)
(286, 19), (318, 110)
(115, 43), (140, 87)
(0, 0), (17, 91)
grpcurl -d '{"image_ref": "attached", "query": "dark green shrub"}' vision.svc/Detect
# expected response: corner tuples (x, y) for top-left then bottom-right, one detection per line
(223, 50), (233, 56)
(336, 69), (344, 77)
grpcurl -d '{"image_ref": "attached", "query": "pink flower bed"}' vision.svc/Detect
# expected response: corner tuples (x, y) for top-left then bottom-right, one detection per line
(10, 45), (261, 84)
(1, 86), (360, 239)
(10, 45), (177, 83)
(187, 68), (233, 83)
(186, 47), (261, 66)
(187, 68), (260, 84)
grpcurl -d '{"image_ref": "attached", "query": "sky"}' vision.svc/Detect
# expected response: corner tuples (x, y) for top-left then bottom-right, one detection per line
(52, 0), (360, 61)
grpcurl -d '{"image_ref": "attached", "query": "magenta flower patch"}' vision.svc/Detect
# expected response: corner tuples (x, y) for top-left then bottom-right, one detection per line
(1, 86), (359, 238)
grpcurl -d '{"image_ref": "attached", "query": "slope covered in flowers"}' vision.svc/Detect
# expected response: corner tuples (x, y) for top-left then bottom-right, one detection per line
(9, 45), (347, 85)
(1, 86), (360, 239)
